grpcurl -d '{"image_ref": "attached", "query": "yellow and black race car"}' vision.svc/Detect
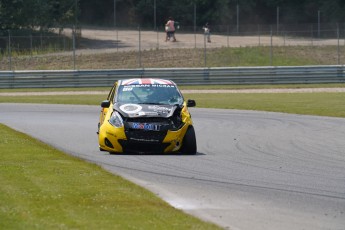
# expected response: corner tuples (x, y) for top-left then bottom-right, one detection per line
(98, 78), (197, 154)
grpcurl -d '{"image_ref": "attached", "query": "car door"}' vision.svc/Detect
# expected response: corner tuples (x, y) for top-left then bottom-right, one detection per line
(99, 82), (117, 126)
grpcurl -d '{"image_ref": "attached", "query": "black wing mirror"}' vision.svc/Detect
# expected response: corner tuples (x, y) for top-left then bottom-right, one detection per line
(101, 100), (110, 108)
(187, 99), (196, 107)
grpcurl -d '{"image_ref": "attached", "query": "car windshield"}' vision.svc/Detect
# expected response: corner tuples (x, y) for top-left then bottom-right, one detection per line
(116, 84), (184, 105)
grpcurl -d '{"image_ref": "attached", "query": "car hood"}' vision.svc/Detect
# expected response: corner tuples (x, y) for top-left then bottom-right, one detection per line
(115, 103), (180, 118)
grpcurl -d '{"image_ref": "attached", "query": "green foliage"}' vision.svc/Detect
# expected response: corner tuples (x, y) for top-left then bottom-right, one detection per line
(0, 0), (345, 30)
(1, 0), (345, 30)
(0, 0), (75, 30)
(79, 0), (345, 27)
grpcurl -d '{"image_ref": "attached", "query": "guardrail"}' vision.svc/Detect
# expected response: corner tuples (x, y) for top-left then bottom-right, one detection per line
(0, 65), (344, 89)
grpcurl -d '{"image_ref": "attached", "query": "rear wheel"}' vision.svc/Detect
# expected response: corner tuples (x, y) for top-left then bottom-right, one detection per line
(181, 126), (197, 155)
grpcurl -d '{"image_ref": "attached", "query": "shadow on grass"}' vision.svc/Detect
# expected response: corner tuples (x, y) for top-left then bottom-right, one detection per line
(78, 37), (132, 49)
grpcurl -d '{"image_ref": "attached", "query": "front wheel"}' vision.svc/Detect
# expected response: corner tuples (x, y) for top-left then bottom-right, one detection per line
(181, 126), (197, 155)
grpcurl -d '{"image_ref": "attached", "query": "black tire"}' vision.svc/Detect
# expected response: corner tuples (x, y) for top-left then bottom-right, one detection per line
(181, 126), (197, 155)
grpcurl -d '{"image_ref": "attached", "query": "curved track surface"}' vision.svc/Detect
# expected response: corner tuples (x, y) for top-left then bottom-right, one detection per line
(1, 103), (345, 230)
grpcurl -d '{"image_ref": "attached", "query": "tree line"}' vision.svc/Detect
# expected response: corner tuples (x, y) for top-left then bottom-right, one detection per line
(0, 0), (75, 30)
(1, 0), (344, 30)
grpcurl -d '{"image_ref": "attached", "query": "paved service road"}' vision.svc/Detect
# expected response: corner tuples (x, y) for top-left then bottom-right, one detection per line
(1, 103), (345, 230)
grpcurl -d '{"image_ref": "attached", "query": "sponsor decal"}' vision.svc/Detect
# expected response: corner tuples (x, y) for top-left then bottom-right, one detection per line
(121, 78), (174, 85)
(122, 87), (133, 91)
(123, 84), (175, 89)
(131, 123), (161, 131)
(119, 104), (142, 114)
(148, 105), (171, 114)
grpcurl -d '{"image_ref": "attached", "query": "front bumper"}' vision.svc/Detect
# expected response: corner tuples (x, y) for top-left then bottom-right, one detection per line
(99, 122), (189, 154)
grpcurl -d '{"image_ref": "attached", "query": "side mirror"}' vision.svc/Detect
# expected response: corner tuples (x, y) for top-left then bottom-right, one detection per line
(101, 100), (110, 108)
(187, 99), (196, 107)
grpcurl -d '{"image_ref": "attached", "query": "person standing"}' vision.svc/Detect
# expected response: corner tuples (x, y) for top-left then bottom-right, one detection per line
(203, 23), (211, 43)
(165, 17), (177, 42)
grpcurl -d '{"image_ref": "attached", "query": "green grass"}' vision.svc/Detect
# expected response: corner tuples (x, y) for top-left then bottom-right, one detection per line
(2, 45), (345, 70)
(0, 94), (107, 105)
(0, 124), (220, 229)
(1, 92), (345, 118)
(1, 83), (345, 93)
(184, 92), (345, 118)
(207, 46), (309, 66)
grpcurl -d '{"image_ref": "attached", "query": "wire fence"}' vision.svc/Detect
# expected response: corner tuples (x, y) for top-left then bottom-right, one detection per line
(1, 23), (345, 70)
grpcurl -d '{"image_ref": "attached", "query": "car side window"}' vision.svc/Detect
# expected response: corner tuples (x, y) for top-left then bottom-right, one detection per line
(107, 82), (117, 102)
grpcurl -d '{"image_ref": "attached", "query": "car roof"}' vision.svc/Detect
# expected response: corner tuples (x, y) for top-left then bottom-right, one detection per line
(119, 78), (175, 86)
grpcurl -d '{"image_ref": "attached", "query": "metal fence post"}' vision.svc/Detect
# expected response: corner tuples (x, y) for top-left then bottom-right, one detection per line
(236, 3), (239, 34)
(204, 32), (207, 67)
(258, 24), (261, 46)
(116, 29), (119, 52)
(337, 24), (340, 65)
(318, 10), (321, 38)
(40, 32), (43, 50)
(30, 34), (33, 56)
(194, 3), (197, 49)
(138, 26), (142, 68)
(311, 25), (314, 46)
(73, 26), (76, 70)
(8, 30), (12, 70)
(63, 34), (66, 51)
(270, 27), (273, 66)
(227, 25), (229, 48)
(156, 27), (159, 50)
(276, 6), (280, 35)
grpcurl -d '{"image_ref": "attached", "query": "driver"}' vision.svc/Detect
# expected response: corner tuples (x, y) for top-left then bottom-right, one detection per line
(147, 88), (179, 104)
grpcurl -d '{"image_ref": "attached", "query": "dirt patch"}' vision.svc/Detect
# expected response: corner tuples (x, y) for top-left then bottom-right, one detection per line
(60, 27), (341, 54)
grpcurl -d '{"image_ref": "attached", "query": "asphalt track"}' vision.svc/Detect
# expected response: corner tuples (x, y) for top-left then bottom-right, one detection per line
(1, 103), (345, 230)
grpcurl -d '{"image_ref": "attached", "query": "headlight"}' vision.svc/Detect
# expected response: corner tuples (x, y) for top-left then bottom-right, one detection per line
(109, 111), (123, 128)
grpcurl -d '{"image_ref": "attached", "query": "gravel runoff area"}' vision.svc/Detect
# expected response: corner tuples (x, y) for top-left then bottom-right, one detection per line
(57, 27), (342, 55)
(1, 88), (345, 96)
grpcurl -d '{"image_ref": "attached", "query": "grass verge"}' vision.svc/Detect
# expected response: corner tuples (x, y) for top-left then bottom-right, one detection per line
(185, 92), (345, 118)
(1, 92), (345, 118)
(2, 46), (345, 70)
(0, 124), (220, 229)
(1, 83), (345, 93)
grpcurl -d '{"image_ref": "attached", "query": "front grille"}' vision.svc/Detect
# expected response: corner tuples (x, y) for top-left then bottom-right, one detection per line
(119, 116), (179, 153)
(125, 129), (167, 142)
(118, 139), (170, 154)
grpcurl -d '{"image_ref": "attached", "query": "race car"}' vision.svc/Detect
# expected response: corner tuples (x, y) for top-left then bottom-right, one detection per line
(98, 78), (197, 154)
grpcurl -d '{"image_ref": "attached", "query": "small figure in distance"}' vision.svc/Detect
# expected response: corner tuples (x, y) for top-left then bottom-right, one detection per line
(165, 17), (177, 42)
(203, 22), (211, 43)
